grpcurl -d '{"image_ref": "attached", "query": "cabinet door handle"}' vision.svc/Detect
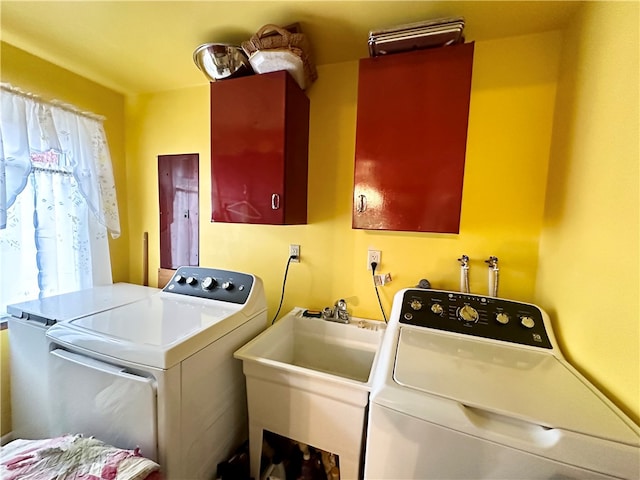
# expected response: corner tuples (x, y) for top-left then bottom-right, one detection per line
(271, 194), (280, 210)
(356, 194), (367, 213)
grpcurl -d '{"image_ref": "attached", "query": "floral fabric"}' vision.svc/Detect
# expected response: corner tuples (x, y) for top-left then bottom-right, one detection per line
(0, 84), (120, 235)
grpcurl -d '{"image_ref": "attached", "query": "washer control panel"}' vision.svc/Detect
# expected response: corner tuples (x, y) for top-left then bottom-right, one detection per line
(399, 289), (552, 348)
(162, 266), (254, 304)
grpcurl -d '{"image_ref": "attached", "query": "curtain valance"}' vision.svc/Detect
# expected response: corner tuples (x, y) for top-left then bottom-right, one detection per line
(0, 83), (120, 237)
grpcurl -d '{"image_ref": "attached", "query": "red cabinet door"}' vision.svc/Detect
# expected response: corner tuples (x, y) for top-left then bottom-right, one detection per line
(210, 71), (309, 224)
(353, 43), (474, 233)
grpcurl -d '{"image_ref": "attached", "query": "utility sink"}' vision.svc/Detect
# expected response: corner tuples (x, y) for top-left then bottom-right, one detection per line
(235, 307), (385, 383)
(234, 307), (386, 480)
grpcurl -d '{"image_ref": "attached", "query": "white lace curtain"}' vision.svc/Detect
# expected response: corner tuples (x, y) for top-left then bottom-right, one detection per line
(0, 83), (120, 309)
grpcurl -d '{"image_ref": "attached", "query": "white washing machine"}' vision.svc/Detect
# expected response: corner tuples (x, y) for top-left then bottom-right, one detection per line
(7, 282), (159, 440)
(364, 288), (640, 479)
(45, 266), (267, 480)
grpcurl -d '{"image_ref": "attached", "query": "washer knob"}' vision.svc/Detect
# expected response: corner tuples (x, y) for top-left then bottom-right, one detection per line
(201, 277), (216, 290)
(186, 276), (197, 286)
(521, 316), (535, 329)
(496, 312), (510, 325)
(174, 274), (185, 284)
(431, 303), (444, 315)
(410, 299), (423, 311)
(457, 305), (479, 323)
(221, 281), (234, 291)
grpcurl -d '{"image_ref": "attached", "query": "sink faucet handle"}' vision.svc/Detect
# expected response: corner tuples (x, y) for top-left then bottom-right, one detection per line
(335, 299), (350, 322)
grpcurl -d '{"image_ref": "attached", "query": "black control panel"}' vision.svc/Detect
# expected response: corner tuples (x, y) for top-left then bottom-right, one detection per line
(399, 289), (552, 349)
(162, 266), (254, 304)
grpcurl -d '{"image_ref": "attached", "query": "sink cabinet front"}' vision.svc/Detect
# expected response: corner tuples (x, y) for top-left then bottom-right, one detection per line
(210, 70), (309, 224)
(353, 42), (474, 233)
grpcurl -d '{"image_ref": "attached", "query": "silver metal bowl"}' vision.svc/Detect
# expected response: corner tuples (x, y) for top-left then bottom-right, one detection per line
(193, 43), (252, 82)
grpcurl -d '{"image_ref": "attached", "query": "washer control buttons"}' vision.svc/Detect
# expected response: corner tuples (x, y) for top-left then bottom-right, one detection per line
(496, 312), (510, 325)
(410, 299), (423, 311)
(221, 281), (234, 291)
(174, 274), (185, 284)
(186, 276), (197, 286)
(457, 305), (479, 323)
(398, 290), (551, 349)
(520, 316), (536, 329)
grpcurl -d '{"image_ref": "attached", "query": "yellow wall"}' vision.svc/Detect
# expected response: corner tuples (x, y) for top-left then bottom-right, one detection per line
(536, 2), (639, 423)
(0, 42), (130, 283)
(127, 31), (561, 321)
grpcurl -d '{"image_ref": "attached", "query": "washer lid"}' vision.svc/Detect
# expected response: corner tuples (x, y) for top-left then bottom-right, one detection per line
(46, 292), (248, 369)
(7, 283), (158, 324)
(393, 327), (639, 445)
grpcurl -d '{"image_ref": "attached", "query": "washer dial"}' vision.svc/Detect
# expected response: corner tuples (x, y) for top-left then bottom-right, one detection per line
(201, 277), (217, 290)
(520, 316), (535, 329)
(457, 305), (479, 323)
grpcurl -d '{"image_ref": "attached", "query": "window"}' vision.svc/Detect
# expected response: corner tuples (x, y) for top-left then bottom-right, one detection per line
(0, 84), (120, 314)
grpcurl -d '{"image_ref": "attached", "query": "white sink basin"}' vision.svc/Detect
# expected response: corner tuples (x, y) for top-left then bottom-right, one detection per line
(234, 307), (386, 480)
(235, 307), (384, 383)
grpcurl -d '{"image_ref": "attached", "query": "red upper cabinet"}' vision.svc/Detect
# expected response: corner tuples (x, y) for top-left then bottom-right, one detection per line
(353, 42), (474, 233)
(210, 70), (310, 224)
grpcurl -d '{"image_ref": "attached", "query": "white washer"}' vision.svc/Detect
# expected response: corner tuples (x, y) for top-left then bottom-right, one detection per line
(7, 282), (159, 440)
(45, 266), (267, 480)
(365, 288), (640, 479)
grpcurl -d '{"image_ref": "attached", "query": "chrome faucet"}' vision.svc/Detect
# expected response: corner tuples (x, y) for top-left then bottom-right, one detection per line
(485, 256), (499, 297)
(322, 299), (350, 324)
(458, 255), (470, 293)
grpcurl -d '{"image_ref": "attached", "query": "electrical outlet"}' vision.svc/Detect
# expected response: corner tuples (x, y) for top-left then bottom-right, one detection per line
(367, 250), (381, 270)
(289, 244), (300, 262)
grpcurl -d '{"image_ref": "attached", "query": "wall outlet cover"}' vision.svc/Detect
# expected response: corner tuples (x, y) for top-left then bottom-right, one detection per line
(289, 244), (300, 262)
(367, 250), (381, 270)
